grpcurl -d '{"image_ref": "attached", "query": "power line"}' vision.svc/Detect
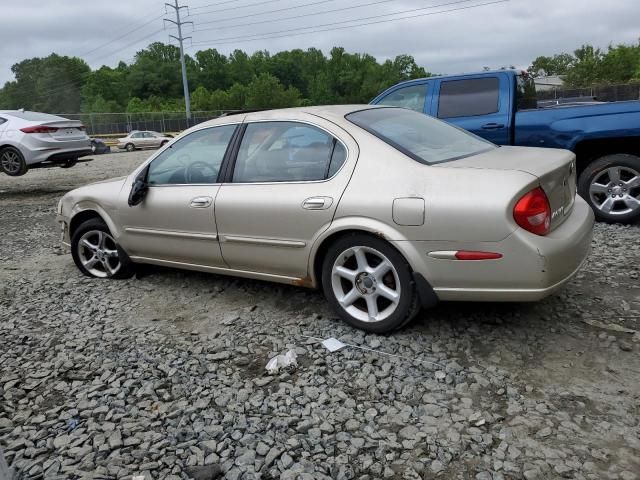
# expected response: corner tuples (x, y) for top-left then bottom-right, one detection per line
(193, 0), (337, 27)
(193, 0), (399, 33)
(186, 0), (286, 18)
(78, 14), (166, 58)
(188, 0), (267, 10)
(191, 0), (508, 46)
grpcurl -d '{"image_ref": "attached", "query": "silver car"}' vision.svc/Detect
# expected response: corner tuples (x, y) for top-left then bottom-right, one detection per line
(117, 131), (173, 152)
(57, 106), (594, 333)
(0, 110), (91, 176)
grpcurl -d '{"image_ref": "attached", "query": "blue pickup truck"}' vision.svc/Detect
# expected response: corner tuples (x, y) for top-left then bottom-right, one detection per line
(371, 70), (640, 223)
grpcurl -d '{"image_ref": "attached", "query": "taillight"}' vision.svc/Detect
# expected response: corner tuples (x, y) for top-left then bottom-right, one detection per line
(78, 125), (86, 131)
(513, 187), (551, 236)
(20, 125), (59, 134)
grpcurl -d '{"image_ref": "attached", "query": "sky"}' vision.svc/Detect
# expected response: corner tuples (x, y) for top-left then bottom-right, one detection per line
(0, 0), (638, 84)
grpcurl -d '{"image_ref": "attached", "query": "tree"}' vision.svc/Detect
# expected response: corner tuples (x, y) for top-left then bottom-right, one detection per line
(244, 73), (300, 109)
(528, 53), (574, 77)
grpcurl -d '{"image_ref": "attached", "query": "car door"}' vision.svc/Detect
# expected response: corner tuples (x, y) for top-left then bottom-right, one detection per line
(430, 74), (512, 145)
(117, 124), (238, 267)
(215, 117), (357, 279)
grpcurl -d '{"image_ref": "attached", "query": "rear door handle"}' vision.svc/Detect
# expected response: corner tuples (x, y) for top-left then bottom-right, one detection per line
(302, 196), (333, 210)
(190, 196), (212, 208)
(481, 123), (505, 130)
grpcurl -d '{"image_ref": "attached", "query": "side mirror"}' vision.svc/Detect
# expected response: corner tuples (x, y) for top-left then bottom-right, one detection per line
(128, 168), (149, 207)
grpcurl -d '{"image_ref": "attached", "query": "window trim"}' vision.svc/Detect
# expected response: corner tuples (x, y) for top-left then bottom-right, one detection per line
(224, 119), (350, 186)
(143, 123), (241, 187)
(436, 77), (501, 119)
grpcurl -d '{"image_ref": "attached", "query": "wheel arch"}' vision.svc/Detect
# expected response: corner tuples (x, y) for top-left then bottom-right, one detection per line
(69, 203), (120, 241)
(574, 136), (640, 175)
(308, 217), (425, 287)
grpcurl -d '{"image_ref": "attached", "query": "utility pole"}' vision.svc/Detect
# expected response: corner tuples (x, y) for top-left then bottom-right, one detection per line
(165, 0), (193, 126)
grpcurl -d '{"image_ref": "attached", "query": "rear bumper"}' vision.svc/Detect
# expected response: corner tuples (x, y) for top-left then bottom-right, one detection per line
(397, 197), (594, 302)
(22, 142), (93, 165)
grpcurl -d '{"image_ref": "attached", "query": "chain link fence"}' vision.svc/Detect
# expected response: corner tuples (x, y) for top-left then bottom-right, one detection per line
(54, 111), (238, 136)
(537, 83), (640, 102)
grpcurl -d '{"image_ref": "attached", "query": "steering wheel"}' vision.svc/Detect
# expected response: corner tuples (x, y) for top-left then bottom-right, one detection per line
(185, 161), (217, 183)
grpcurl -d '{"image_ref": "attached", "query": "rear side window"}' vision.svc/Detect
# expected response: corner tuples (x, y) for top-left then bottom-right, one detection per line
(377, 84), (427, 112)
(232, 122), (346, 183)
(0, 117), (6, 125)
(347, 107), (495, 165)
(437, 78), (500, 118)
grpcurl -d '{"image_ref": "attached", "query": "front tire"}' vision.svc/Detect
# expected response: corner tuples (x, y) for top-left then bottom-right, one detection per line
(578, 154), (640, 223)
(71, 219), (134, 279)
(321, 233), (419, 333)
(0, 147), (28, 176)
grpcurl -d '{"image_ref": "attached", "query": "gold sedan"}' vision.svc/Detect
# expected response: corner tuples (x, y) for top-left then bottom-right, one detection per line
(57, 106), (594, 333)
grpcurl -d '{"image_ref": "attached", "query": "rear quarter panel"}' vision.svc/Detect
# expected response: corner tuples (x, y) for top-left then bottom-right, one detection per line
(515, 101), (640, 150)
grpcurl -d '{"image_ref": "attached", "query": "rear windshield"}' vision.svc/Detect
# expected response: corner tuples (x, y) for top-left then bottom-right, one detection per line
(5, 111), (69, 122)
(346, 107), (495, 164)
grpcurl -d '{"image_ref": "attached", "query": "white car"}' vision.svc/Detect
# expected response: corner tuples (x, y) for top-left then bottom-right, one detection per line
(117, 131), (173, 152)
(0, 110), (91, 176)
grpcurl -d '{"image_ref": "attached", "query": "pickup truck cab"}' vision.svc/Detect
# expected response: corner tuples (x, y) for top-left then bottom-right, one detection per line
(371, 70), (640, 223)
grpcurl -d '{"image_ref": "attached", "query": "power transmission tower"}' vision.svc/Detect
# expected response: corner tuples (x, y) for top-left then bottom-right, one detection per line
(165, 0), (193, 125)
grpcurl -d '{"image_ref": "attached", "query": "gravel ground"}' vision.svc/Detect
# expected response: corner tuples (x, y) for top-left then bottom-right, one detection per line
(1, 151), (639, 480)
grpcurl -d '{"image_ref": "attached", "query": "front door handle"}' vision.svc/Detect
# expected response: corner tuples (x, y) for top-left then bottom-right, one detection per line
(302, 196), (333, 210)
(481, 123), (505, 130)
(190, 196), (212, 208)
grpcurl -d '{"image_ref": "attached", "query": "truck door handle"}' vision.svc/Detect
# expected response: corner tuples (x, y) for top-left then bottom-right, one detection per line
(302, 197), (333, 210)
(481, 123), (505, 130)
(190, 196), (212, 208)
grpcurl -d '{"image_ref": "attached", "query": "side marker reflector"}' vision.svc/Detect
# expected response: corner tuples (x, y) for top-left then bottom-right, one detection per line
(454, 251), (503, 260)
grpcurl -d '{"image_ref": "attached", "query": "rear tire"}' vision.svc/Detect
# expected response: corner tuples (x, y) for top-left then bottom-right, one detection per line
(160, 140), (168, 147)
(578, 154), (640, 223)
(71, 218), (134, 279)
(125, 143), (135, 152)
(321, 233), (419, 333)
(60, 159), (77, 169)
(0, 147), (28, 176)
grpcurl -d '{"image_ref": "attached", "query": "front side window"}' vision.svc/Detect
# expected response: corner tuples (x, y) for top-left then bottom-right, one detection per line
(377, 84), (427, 112)
(346, 107), (495, 165)
(233, 122), (346, 183)
(147, 125), (236, 185)
(437, 77), (500, 118)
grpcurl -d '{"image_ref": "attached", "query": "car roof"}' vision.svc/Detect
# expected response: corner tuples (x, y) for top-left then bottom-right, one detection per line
(197, 104), (383, 129)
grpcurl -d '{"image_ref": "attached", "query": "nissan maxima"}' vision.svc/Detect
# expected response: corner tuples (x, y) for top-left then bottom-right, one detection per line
(57, 106), (594, 333)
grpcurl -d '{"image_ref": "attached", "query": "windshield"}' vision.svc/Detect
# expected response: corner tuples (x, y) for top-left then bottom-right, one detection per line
(346, 107), (496, 164)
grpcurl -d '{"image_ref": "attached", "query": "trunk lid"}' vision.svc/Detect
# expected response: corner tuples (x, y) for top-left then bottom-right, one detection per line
(437, 146), (577, 231)
(39, 120), (88, 141)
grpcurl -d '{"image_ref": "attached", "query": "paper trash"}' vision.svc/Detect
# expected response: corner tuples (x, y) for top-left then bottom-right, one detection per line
(321, 337), (346, 352)
(265, 349), (298, 375)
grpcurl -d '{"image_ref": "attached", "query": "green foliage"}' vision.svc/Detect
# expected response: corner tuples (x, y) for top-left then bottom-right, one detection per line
(529, 41), (640, 88)
(0, 44), (428, 113)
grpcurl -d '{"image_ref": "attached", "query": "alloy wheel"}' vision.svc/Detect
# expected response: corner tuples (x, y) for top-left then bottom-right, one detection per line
(77, 230), (121, 278)
(1, 150), (22, 175)
(331, 246), (401, 322)
(589, 166), (640, 216)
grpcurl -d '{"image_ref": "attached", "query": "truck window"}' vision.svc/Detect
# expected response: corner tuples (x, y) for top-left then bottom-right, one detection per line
(437, 78), (500, 118)
(516, 75), (538, 110)
(377, 84), (427, 112)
